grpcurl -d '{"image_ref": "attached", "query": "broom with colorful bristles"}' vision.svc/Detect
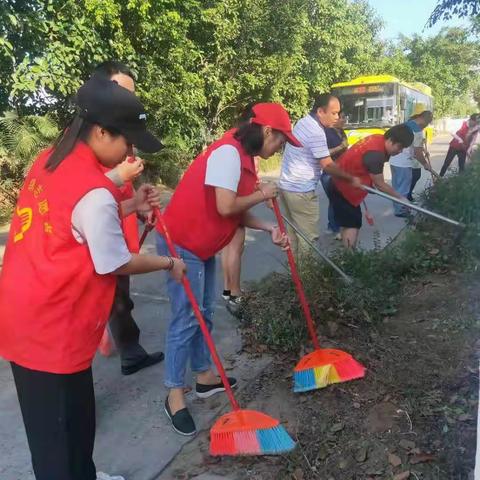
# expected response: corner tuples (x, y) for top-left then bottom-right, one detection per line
(272, 198), (366, 393)
(153, 205), (295, 456)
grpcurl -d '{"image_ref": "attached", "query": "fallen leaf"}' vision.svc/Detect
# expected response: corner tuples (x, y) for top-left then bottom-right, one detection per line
(366, 469), (384, 476)
(399, 439), (416, 451)
(393, 472), (410, 480)
(331, 422), (345, 433)
(388, 453), (402, 467)
(327, 321), (339, 335)
(355, 447), (368, 463)
(293, 467), (304, 480)
(410, 453), (436, 465)
(317, 446), (329, 460)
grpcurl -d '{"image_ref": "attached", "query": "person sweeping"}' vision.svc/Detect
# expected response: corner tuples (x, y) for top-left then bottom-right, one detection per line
(0, 76), (186, 480)
(439, 113), (480, 176)
(92, 61), (165, 374)
(156, 103), (297, 436)
(327, 124), (414, 249)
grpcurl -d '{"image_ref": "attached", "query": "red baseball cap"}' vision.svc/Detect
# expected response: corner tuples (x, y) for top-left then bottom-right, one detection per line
(251, 103), (302, 147)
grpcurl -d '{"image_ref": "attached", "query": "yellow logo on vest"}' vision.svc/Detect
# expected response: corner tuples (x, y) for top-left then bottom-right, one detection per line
(13, 206), (33, 243)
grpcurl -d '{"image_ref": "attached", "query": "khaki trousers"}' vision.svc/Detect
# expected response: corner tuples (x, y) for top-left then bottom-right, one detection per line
(279, 189), (319, 258)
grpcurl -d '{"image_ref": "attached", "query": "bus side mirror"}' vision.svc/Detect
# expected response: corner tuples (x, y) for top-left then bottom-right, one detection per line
(400, 96), (406, 109)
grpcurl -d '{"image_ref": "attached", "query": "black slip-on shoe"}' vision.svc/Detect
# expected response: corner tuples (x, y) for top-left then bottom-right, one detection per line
(164, 397), (196, 436)
(195, 377), (237, 399)
(121, 351), (165, 376)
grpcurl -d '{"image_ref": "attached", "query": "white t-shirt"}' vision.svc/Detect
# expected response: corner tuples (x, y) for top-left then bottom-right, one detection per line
(71, 188), (132, 274)
(204, 144), (242, 192)
(390, 131), (424, 168)
(279, 114), (330, 193)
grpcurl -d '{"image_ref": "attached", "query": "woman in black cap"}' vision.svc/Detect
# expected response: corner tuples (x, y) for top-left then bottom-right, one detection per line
(0, 76), (186, 480)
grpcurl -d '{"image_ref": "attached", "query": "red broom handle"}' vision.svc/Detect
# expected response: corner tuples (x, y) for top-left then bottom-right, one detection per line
(138, 222), (154, 248)
(138, 223), (153, 248)
(272, 199), (321, 350)
(153, 207), (241, 411)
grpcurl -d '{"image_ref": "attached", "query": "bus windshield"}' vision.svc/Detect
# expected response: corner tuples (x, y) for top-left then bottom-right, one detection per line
(332, 83), (397, 129)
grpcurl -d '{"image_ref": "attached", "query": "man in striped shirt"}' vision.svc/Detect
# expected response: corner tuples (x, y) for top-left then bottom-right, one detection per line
(279, 94), (361, 256)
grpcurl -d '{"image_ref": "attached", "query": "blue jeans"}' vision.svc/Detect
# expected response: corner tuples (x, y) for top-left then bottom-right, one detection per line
(390, 166), (412, 215)
(156, 234), (216, 388)
(320, 172), (339, 233)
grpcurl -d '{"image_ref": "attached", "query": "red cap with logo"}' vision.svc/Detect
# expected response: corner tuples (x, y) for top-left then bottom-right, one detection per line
(251, 103), (302, 147)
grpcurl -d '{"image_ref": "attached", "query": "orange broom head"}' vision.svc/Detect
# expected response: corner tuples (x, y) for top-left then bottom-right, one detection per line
(210, 410), (296, 456)
(293, 349), (365, 393)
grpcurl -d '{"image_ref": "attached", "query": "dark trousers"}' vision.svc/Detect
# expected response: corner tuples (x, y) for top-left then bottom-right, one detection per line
(109, 275), (147, 365)
(11, 362), (96, 480)
(408, 168), (422, 201)
(320, 172), (340, 233)
(440, 147), (466, 176)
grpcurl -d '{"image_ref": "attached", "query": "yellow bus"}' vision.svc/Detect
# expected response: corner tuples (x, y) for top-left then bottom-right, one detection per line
(331, 75), (434, 145)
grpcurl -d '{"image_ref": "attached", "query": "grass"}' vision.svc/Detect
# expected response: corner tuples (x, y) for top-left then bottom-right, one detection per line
(258, 153), (282, 174)
(240, 155), (480, 353)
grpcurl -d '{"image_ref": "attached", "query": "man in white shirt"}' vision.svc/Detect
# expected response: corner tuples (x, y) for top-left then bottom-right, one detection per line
(279, 94), (361, 256)
(390, 111), (435, 216)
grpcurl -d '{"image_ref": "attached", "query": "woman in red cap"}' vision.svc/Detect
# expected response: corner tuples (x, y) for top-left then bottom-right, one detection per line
(156, 102), (299, 435)
(0, 76), (186, 480)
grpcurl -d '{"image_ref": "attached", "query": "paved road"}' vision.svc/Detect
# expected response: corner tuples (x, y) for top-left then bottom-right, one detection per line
(0, 135), (451, 480)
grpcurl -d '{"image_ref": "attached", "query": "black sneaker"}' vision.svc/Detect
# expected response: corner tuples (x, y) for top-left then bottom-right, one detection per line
(221, 289), (231, 301)
(228, 295), (244, 306)
(226, 296), (245, 319)
(195, 377), (237, 399)
(121, 351), (165, 376)
(164, 396), (196, 436)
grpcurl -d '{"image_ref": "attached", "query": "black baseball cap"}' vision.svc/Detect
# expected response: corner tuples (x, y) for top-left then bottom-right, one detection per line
(75, 76), (162, 153)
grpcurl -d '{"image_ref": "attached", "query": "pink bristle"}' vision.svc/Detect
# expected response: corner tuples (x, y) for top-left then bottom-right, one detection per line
(233, 430), (261, 455)
(334, 356), (366, 381)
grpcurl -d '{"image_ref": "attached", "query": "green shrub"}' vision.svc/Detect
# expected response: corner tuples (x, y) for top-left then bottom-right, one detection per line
(0, 111), (59, 222)
(241, 154), (480, 353)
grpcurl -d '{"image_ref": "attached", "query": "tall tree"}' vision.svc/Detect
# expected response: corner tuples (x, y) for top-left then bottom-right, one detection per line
(428, 0), (480, 26)
(377, 27), (480, 116)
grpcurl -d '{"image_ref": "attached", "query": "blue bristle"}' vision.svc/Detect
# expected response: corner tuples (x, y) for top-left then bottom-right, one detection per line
(257, 425), (296, 454)
(293, 369), (317, 393)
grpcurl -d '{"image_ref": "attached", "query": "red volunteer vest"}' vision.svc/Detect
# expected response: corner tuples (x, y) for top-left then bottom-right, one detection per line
(99, 165), (139, 253)
(99, 163), (139, 253)
(333, 134), (387, 207)
(450, 122), (469, 151)
(120, 182), (140, 253)
(160, 130), (258, 260)
(0, 142), (123, 373)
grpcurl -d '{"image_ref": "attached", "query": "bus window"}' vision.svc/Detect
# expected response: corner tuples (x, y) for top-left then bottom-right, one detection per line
(332, 83), (397, 128)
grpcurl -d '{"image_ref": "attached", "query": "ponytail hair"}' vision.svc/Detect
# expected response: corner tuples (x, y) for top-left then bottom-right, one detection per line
(45, 115), (93, 171)
(233, 103), (265, 156)
(45, 114), (120, 172)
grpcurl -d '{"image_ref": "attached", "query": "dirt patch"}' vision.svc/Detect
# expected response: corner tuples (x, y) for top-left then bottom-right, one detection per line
(161, 272), (479, 480)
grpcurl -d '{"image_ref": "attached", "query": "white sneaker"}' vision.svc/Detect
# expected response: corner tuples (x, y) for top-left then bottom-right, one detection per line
(97, 473), (125, 480)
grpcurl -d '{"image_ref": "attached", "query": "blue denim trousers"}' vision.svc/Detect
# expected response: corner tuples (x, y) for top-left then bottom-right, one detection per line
(390, 165), (412, 215)
(320, 172), (339, 233)
(156, 234), (216, 388)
